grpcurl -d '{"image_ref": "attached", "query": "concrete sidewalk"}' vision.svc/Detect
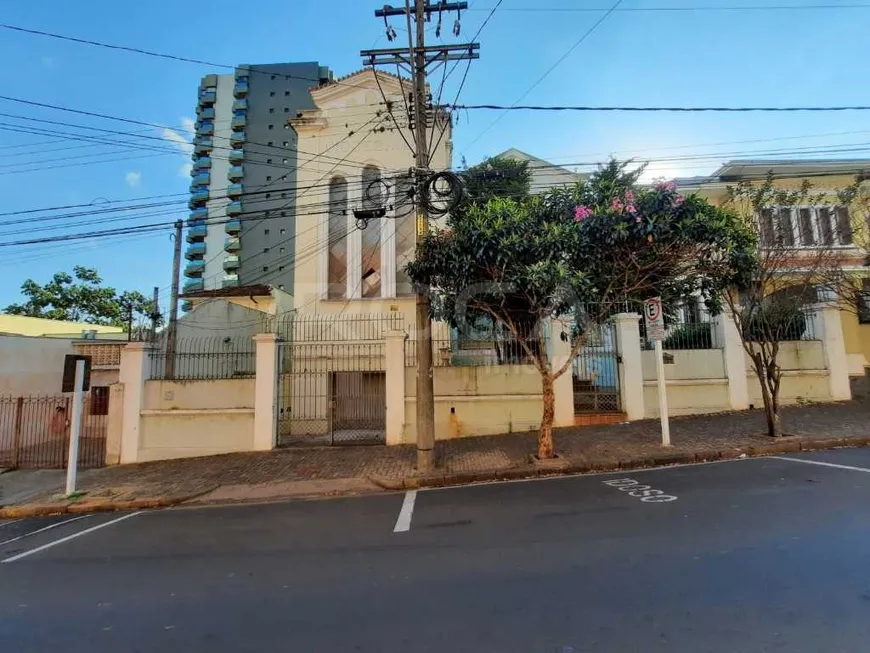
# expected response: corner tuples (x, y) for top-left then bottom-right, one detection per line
(3, 400), (870, 517)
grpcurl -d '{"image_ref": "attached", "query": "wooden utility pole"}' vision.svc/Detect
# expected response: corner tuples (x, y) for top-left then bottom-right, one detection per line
(150, 286), (160, 342)
(363, 1), (477, 472)
(165, 219), (183, 378)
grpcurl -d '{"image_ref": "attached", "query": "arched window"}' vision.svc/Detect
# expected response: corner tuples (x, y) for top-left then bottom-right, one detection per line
(394, 174), (415, 296)
(327, 176), (348, 299)
(361, 165), (382, 298)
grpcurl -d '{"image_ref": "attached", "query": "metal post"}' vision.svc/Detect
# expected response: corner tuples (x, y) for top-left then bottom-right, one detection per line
(65, 359), (86, 495)
(11, 396), (23, 469)
(654, 339), (671, 446)
(165, 219), (183, 378)
(150, 286), (160, 341)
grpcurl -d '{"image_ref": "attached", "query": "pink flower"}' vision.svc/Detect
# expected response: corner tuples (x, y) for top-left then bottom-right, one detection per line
(626, 203), (637, 214)
(635, 215), (642, 224)
(673, 195), (685, 207)
(574, 205), (593, 222)
(610, 197), (624, 213)
(624, 190), (635, 203)
(654, 179), (677, 192)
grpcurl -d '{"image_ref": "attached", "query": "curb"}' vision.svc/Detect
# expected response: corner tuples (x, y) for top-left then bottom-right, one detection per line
(0, 491), (212, 520)
(373, 436), (870, 491)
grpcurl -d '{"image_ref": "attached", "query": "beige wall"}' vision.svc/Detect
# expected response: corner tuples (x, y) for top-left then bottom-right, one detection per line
(643, 379), (730, 417)
(0, 335), (75, 395)
(139, 411), (254, 462)
(840, 309), (870, 375)
(144, 378), (255, 410)
(137, 378), (256, 461)
(401, 365), (543, 442)
(745, 341), (825, 371)
(641, 349), (726, 381)
(0, 314), (123, 337)
(747, 371), (831, 405)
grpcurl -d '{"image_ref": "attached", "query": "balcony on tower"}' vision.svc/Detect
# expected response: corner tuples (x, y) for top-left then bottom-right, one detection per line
(186, 223), (207, 242)
(228, 165), (244, 181)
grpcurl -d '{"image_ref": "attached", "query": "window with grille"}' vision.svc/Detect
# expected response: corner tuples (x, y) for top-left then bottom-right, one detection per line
(758, 205), (854, 247)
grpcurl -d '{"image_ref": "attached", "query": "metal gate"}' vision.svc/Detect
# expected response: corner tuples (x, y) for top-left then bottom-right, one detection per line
(277, 341), (387, 446)
(572, 321), (621, 412)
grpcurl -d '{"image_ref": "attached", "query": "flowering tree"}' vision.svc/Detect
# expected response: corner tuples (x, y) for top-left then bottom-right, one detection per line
(407, 161), (753, 458)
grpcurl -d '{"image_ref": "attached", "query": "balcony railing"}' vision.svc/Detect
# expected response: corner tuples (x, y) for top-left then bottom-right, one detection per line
(231, 114), (246, 130)
(198, 89), (216, 105)
(192, 156), (211, 171)
(227, 183), (243, 198)
(184, 260), (205, 277)
(185, 242), (206, 260)
(226, 201), (242, 217)
(190, 172), (210, 188)
(228, 149), (244, 164)
(232, 98), (247, 112)
(223, 255), (240, 270)
(230, 132), (245, 147)
(224, 237), (240, 252)
(197, 106), (215, 120)
(186, 224), (207, 243)
(188, 189), (209, 208)
(233, 80), (249, 97)
(223, 274), (240, 288)
(225, 217), (242, 233)
(183, 279), (204, 293)
(196, 121), (214, 135)
(228, 166), (244, 181)
(188, 207), (208, 222)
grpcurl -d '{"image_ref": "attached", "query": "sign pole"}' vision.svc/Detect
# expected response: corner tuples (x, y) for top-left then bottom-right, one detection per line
(654, 339), (671, 446)
(643, 297), (671, 447)
(65, 359), (86, 496)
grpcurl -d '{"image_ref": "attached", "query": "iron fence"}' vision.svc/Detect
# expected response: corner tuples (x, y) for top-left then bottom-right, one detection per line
(150, 336), (256, 380)
(0, 394), (107, 469)
(273, 312), (405, 342)
(742, 306), (819, 342)
(405, 335), (547, 367)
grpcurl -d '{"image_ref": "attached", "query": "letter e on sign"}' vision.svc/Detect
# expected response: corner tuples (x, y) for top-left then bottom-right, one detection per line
(644, 297), (665, 341)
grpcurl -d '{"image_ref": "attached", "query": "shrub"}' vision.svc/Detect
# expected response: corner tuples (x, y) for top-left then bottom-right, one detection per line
(661, 323), (713, 350)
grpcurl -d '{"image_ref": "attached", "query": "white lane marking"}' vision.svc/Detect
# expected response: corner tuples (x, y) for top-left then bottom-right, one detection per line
(602, 478), (678, 502)
(777, 456), (870, 474)
(0, 519), (23, 529)
(393, 490), (417, 533)
(2, 512), (139, 563)
(0, 515), (91, 547)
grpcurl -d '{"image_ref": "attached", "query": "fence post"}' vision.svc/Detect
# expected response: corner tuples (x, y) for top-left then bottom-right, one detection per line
(714, 309), (750, 410)
(612, 313), (645, 420)
(11, 396), (23, 469)
(119, 342), (152, 464)
(550, 321), (575, 427)
(253, 333), (280, 451)
(105, 384), (125, 465)
(385, 330), (407, 445)
(811, 302), (851, 401)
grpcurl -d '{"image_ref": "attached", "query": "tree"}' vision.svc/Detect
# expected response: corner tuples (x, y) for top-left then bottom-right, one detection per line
(408, 161), (753, 458)
(460, 156), (531, 206)
(719, 174), (868, 437)
(4, 266), (155, 331)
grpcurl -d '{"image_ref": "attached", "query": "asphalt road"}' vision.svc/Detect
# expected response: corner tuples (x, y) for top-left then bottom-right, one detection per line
(3, 448), (870, 652)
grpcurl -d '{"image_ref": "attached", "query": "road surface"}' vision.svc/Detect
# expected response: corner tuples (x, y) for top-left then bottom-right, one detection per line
(3, 447), (870, 652)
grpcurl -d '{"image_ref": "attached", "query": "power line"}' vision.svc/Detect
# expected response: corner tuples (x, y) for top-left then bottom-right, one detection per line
(468, 3), (870, 12)
(453, 103), (870, 112)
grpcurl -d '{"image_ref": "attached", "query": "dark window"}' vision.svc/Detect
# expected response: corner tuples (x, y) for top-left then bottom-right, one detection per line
(759, 209), (775, 246)
(263, 266), (269, 272)
(265, 193), (271, 199)
(265, 228), (270, 235)
(280, 228), (286, 235)
(798, 208), (815, 246)
(279, 265), (285, 271)
(284, 90), (290, 96)
(264, 247), (270, 253)
(268, 124), (274, 130)
(270, 75), (276, 80)
(266, 175), (272, 181)
(265, 211), (271, 217)
(817, 207), (834, 245)
(91, 387), (109, 416)
(284, 107), (289, 113)
(282, 141), (289, 147)
(281, 192), (287, 198)
(777, 208), (794, 247)
(280, 246), (285, 253)
(835, 206), (853, 245)
(270, 91), (276, 97)
(266, 158), (272, 164)
(281, 211), (286, 217)
(282, 158), (288, 164)
(269, 108), (275, 114)
(268, 141), (273, 147)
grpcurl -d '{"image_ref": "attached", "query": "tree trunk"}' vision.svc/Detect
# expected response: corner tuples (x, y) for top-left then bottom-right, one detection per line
(538, 373), (556, 459)
(756, 368), (782, 438)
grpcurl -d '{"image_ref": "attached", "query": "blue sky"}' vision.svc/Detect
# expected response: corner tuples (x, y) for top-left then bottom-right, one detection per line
(1, 0), (868, 311)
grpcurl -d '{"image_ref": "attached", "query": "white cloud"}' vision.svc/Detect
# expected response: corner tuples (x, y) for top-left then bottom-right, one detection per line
(161, 117), (197, 179)
(125, 171), (142, 188)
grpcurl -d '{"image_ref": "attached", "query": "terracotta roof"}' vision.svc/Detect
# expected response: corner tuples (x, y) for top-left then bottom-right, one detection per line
(180, 284), (273, 299)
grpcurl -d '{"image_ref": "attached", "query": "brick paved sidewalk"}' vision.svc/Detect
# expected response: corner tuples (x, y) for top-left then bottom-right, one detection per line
(5, 399), (870, 512)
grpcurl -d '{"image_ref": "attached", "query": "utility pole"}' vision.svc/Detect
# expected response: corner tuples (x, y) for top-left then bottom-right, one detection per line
(125, 302), (133, 342)
(150, 286), (160, 342)
(165, 219), (183, 378)
(363, 1), (478, 472)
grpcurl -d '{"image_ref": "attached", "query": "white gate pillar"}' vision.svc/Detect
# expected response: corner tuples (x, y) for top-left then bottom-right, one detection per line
(253, 333), (280, 451)
(612, 313), (645, 420)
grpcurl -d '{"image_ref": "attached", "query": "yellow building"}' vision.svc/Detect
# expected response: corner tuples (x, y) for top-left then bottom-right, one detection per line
(677, 159), (870, 377)
(0, 314), (124, 339)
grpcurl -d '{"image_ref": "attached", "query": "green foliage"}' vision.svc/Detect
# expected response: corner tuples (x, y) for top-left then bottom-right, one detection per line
(407, 160), (755, 338)
(3, 266), (154, 329)
(460, 156), (531, 206)
(661, 323), (713, 350)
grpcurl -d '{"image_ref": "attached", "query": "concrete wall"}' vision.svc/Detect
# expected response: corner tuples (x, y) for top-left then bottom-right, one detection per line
(138, 378), (255, 462)
(401, 365), (543, 443)
(641, 349), (726, 381)
(0, 335), (75, 395)
(744, 340), (825, 371)
(0, 314), (123, 338)
(839, 309), (870, 375)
